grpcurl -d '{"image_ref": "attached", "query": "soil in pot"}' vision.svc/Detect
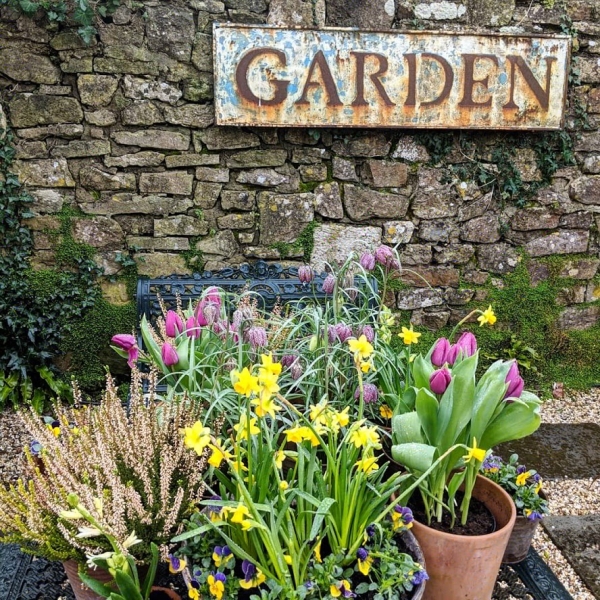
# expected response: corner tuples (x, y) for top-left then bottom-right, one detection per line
(149, 587), (181, 600)
(409, 491), (496, 536)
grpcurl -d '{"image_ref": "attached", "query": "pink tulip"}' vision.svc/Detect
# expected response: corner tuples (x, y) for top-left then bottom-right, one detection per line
(446, 344), (459, 366)
(455, 332), (477, 357)
(430, 368), (452, 395)
(431, 338), (451, 367)
(111, 334), (136, 350)
(161, 342), (179, 367)
(165, 310), (184, 338)
(185, 316), (200, 339)
(504, 362), (524, 399)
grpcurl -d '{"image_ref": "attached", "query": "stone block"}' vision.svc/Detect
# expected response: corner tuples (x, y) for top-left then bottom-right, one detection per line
(105, 152), (165, 168)
(50, 31), (89, 50)
(326, 0), (395, 28)
(419, 220), (459, 243)
(112, 130), (190, 151)
(226, 149), (288, 168)
(114, 215), (153, 235)
(299, 164), (328, 182)
(15, 158), (75, 187)
(163, 104), (214, 128)
(217, 213), (255, 229)
(556, 285), (587, 305)
(412, 168), (459, 219)
(194, 182), (223, 208)
(195, 167), (230, 183)
(51, 140), (111, 158)
(364, 160), (409, 188)
(221, 190), (256, 211)
(72, 216), (124, 249)
(182, 74), (214, 102)
(79, 194), (192, 216)
(139, 172), (193, 195)
(77, 75), (118, 107)
(291, 147), (330, 164)
(582, 155), (600, 174)
(391, 136), (431, 162)
(559, 259), (600, 280)
(332, 134), (391, 157)
(38, 85), (72, 96)
(236, 168), (291, 187)
(123, 76), (182, 104)
(85, 109), (117, 126)
(244, 246), (279, 259)
(0, 50), (60, 84)
(400, 244), (432, 265)
(383, 221), (415, 244)
(332, 157), (358, 181)
(154, 215), (208, 237)
(400, 266), (460, 288)
(29, 189), (66, 213)
(126, 236), (190, 251)
(433, 244), (475, 265)
(136, 253), (189, 277)
(411, 310), (451, 330)
(258, 192), (314, 244)
(310, 223), (381, 273)
(9, 94), (83, 128)
(314, 182), (343, 219)
(445, 288), (475, 305)
(574, 132), (600, 152)
(79, 167), (137, 191)
(525, 231), (589, 257)
(122, 102), (164, 126)
(60, 56), (93, 73)
(195, 229), (238, 258)
(413, 1), (468, 20)
(557, 306), (600, 330)
(166, 154), (220, 168)
(268, 0), (325, 25)
(512, 208), (561, 231)
(467, 0), (514, 25)
(95, 58), (159, 76)
(569, 176), (600, 204)
(457, 191), (493, 222)
(460, 215), (501, 243)
(397, 288), (444, 310)
(26, 215), (61, 231)
(344, 185), (410, 221)
(15, 141), (47, 159)
(191, 33), (213, 72)
(477, 243), (519, 274)
(194, 128), (260, 150)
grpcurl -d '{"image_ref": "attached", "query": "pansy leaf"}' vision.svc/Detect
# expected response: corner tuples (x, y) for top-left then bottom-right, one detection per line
(391, 442), (437, 473)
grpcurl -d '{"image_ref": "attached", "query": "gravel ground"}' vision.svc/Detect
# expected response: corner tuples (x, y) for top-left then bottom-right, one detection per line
(1, 391), (599, 599)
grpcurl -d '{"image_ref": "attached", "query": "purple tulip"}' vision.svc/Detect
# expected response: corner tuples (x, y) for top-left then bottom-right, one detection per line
(185, 316), (200, 339)
(161, 342), (179, 367)
(504, 361), (524, 399)
(360, 252), (376, 271)
(165, 310), (184, 338)
(111, 334), (136, 350)
(360, 325), (375, 343)
(455, 331), (477, 357)
(430, 368), (452, 395)
(446, 344), (459, 366)
(374, 245), (399, 270)
(355, 383), (379, 403)
(298, 265), (314, 284)
(431, 337), (451, 367)
(322, 274), (336, 294)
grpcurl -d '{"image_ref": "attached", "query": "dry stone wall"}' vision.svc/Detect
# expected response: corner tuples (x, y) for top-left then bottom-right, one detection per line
(1, 0), (600, 330)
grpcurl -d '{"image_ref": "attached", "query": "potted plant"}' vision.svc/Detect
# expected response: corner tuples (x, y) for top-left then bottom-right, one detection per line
(481, 453), (549, 564)
(170, 347), (442, 600)
(0, 376), (208, 600)
(390, 309), (542, 600)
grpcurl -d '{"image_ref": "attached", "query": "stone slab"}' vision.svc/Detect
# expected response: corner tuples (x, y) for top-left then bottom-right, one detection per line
(497, 423), (600, 480)
(543, 515), (600, 598)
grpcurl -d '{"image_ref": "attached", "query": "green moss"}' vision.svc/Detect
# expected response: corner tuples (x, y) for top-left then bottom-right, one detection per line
(270, 220), (318, 262)
(182, 238), (206, 272)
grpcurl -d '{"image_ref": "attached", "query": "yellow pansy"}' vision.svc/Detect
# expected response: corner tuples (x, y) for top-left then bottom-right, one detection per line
(207, 443), (233, 468)
(380, 405), (393, 419)
(207, 574), (225, 600)
(535, 479), (543, 494)
(232, 367), (260, 397)
(463, 438), (486, 464)
(348, 335), (374, 360)
(516, 471), (531, 486)
(188, 588), (199, 600)
(330, 581), (353, 598)
(233, 414), (260, 440)
(260, 353), (282, 376)
(182, 422), (211, 455)
(399, 325), (421, 345)
(239, 568), (266, 589)
(478, 305), (497, 326)
(355, 456), (379, 475)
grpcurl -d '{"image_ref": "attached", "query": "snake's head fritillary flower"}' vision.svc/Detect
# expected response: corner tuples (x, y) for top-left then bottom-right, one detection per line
(322, 274), (336, 294)
(360, 252), (376, 271)
(298, 265), (314, 284)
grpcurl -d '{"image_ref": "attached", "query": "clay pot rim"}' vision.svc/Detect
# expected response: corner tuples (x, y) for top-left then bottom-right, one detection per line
(412, 475), (516, 542)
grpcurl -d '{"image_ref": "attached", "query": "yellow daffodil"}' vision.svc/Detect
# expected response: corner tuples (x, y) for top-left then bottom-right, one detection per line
(355, 456), (379, 475)
(313, 538), (322, 563)
(309, 400), (328, 422)
(334, 407), (350, 428)
(251, 394), (281, 419)
(284, 555), (292, 565)
(260, 353), (282, 376)
(284, 425), (304, 443)
(230, 503), (254, 530)
(257, 369), (280, 395)
(231, 367), (260, 397)
(207, 573), (226, 600)
(516, 471), (531, 486)
(463, 438), (486, 464)
(330, 581), (353, 598)
(274, 450), (285, 469)
(234, 414), (260, 440)
(399, 325), (421, 345)
(182, 422), (211, 455)
(478, 305), (497, 326)
(349, 425), (380, 449)
(279, 480), (289, 491)
(207, 443), (233, 468)
(348, 335), (374, 360)
(360, 360), (374, 373)
(380, 405), (393, 419)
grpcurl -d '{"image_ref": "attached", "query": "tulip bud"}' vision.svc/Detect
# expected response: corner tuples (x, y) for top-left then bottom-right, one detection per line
(298, 265), (314, 284)
(111, 334), (136, 350)
(186, 316), (200, 339)
(161, 342), (179, 367)
(455, 332), (477, 358)
(360, 325), (375, 343)
(430, 368), (452, 395)
(504, 361), (524, 399)
(322, 274), (336, 294)
(360, 252), (376, 271)
(431, 338), (450, 367)
(165, 310), (184, 338)
(446, 344), (459, 366)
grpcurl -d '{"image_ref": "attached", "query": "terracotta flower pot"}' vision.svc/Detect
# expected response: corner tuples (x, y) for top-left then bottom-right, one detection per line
(63, 560), (114, 600)
(502, 491), (546, 564)
(149, 587), (182, 600)
(410, 475), (516, 600)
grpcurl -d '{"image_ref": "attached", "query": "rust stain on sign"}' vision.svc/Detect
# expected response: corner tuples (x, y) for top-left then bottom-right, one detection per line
(214, 25), (570, 130)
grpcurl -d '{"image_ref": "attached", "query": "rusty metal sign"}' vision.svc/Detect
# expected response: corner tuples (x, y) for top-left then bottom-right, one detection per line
(213, 25), (570, 130)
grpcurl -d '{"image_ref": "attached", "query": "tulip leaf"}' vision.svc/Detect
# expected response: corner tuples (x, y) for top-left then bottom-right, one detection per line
(437, 353), (477, 451)
(140, 316), (164, 370)
(479, 400), (541, 449)
(77, 572), (114, 598)
(470, 360), (513, 441)
(392, 412), (424, 445)
(391, 443), (437, 473)
(415, 388), (438, 445)
(412, 355), (434, 389)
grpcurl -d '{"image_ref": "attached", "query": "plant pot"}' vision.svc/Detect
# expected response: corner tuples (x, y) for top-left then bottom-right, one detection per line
(63, 560), (115, 600)
(149, 587), (182, 600)
(410, 475), (516, 600)
(502, 491), (546, 564)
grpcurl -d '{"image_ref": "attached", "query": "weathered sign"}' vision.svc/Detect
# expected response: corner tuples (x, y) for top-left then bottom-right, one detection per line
(214, 25), (570, 130)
